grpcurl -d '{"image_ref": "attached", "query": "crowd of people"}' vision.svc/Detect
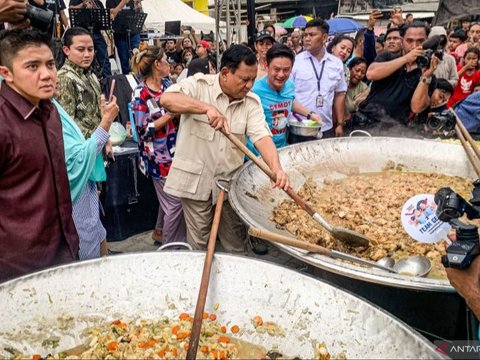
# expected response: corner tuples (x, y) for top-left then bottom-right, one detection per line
(1, 2), (480, 324)
(157, 12), (480, 140)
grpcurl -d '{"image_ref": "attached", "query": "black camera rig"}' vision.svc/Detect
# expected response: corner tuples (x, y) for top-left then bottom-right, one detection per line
(435, 180), (480, 269)
(416, 35), (446, 69)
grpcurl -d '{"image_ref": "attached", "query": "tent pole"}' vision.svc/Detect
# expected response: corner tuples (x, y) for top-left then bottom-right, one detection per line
(215, 0), (221, 69)
(226, 0), (230, 47)
(236, 0), (241, 44)
(246, 0), (255, 47)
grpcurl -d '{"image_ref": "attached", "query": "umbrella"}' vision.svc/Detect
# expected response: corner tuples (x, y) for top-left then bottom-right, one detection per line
(280, 15), (313, 29)
(326, 18), (364, 35)
(273, 24), (288, 36)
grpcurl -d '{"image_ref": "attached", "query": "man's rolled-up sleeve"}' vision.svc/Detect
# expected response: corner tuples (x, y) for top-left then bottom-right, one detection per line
(165, 75), (198, 98)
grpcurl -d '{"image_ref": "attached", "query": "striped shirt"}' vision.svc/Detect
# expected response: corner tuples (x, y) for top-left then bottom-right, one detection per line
(72, 127), (110, 260)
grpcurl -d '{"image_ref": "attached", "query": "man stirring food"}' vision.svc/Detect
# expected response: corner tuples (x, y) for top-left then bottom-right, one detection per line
(160, 44), (289, 253)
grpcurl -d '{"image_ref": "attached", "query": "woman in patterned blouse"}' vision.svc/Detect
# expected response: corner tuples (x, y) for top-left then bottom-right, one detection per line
(131, 43), (186, 245)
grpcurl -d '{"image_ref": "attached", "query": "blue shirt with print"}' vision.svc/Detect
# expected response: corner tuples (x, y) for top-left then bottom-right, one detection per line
(247, 75), (295, 156)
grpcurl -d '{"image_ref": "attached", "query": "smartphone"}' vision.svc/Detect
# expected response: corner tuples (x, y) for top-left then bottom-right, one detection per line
(381, 10), (391, 19)
(108, 79), (116, 102)
(146, 98), (162, 115)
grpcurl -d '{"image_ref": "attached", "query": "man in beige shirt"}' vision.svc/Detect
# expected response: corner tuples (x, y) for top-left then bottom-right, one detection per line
(160, 44), (289, 253)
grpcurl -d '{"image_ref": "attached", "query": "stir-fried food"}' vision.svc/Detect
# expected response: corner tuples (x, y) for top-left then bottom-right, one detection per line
(271, 170), (474, 279)
(13, 313), (335, 360)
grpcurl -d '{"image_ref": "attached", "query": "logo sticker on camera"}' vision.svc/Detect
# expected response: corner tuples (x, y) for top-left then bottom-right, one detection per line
(401, 194), (451, 243)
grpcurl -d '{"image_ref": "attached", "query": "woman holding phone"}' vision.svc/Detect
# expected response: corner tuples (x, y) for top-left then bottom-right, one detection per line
(131, 43), (186, 246)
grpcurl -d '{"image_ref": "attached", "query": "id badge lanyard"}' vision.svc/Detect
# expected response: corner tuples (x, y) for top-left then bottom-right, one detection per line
(309, 57), (326, 108)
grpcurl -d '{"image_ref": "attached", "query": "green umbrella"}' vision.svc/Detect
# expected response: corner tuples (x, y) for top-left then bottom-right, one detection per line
(280, 15), (314, 29)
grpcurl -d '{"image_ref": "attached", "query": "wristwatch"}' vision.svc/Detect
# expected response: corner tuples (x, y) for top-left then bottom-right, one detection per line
(306, 111), (314, 120)
(420, 76), (432, 84)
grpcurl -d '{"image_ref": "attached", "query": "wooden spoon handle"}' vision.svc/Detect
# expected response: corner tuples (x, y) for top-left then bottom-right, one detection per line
(248, 227), (333, 257)
(221, 129), (316, 217)
(454, 109), (480, 161)
(456, 124), (480, 178)
(187, 190), (225, 359)
(249, 228), (392, 272)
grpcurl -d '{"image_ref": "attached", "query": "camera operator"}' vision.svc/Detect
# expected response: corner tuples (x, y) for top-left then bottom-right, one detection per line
(435, 185), (480, 324)
(446, 249), (480, 321)
(352, 22), (427, 134)
(411, 56), (455, 136)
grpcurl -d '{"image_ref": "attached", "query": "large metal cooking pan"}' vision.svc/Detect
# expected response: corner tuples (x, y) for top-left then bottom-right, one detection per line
(0, 253), (443, 359)
(229, 137), (475, 340)
(230, 137), (474, 292)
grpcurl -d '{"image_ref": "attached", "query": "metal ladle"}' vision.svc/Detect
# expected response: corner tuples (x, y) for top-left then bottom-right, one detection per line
(248, 228), (432, 276)
(221, 129), (369, 247)
(377, 256), (432, 277)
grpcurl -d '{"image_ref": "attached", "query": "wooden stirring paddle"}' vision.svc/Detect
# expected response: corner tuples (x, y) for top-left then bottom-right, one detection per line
(220, 128), (369, 247)
(187, 182), (227, 360)
(453, 109), (480, 178)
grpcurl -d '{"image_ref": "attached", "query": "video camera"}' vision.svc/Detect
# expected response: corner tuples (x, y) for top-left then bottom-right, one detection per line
(435, 182), (480, 269)
(25, 4), (54, 33)
(416, 35), (446, 69)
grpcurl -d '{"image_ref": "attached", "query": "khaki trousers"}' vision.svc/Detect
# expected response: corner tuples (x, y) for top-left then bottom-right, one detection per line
(181, 197), (247, 253)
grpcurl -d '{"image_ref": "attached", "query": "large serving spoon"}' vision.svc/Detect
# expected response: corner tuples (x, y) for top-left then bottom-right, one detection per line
(221, 129), (369, 247)
(248, 227), (394, 272)
(249, 227), (431, 277)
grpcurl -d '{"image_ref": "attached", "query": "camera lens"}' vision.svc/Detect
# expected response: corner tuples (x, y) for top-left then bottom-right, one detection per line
(426, 115), (442, 130)
(416, 55), (429, 69)
(25, 4), (54, 33)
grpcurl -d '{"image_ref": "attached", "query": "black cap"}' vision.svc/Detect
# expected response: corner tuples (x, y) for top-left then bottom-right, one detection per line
(256, 30), (275, 42)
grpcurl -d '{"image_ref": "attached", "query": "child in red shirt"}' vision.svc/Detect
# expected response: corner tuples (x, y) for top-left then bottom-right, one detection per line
(448, 47), (480, 107)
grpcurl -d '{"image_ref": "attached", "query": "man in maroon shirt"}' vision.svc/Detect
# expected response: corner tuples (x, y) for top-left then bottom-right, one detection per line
(0, 29), (79, 282)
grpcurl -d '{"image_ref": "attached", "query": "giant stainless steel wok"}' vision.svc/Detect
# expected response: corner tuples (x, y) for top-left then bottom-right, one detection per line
(229, 137), (475, 292)
(0, 253), (443, 359)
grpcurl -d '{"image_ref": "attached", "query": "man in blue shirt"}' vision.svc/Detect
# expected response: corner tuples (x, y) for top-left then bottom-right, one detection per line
(247, 44), (322, 156)
(454, 91), (480, 133)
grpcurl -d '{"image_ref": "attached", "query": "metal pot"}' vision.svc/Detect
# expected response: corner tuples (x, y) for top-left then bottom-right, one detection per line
(0, 253), (443, 359)
(229, 137), (474, 339)
(288, 121), (322, 137)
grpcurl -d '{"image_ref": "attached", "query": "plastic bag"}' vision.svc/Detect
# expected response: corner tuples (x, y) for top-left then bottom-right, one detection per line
(109, 122), (127, 146)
